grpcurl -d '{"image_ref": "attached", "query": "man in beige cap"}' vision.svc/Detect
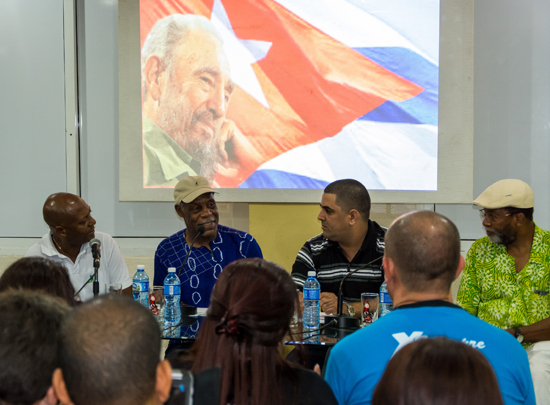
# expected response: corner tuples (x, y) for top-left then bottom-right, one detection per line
(457, 179), (550, 403)
(153, 175), (262, 310)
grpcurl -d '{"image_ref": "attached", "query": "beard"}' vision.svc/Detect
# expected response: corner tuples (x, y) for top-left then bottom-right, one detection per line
(157, 88), (222, 182)
(485, 224), (517, 245)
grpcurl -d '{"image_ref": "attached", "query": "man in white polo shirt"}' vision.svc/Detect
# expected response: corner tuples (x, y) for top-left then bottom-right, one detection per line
(26, 193), (132, 301)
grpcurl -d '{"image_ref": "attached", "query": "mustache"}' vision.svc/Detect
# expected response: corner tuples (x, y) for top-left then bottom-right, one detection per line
(192, 111), (217, 129)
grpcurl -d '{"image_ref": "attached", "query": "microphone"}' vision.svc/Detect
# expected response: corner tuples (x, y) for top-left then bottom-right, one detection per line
(324, 255), (384, 331)
(89, 238), (101, 269)
(178, 226), (206, 278)
(89, 238), (102, 298)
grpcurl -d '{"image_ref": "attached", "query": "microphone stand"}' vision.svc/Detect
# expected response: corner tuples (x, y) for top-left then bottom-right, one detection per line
(324, 256), (384, 332)
(93, 260), (100, 297)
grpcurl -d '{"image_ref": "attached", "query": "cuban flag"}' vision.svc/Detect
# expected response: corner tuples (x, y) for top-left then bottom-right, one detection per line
(140, 0), (439, 190)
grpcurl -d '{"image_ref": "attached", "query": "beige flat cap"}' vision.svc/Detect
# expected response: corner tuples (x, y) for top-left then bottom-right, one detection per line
(174, 176), (217, 204)
(473, 179), (534, 209)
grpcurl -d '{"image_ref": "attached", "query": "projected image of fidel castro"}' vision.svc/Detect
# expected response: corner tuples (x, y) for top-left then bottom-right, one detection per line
(141, 14), (242, 186)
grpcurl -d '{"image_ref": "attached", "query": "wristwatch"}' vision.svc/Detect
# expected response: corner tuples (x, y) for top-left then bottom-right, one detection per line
(344, 302), (356, 317)
(514, 327), (524, 343)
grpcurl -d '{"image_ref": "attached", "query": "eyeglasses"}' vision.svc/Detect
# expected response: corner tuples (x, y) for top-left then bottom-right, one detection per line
(479, 209), (516, 223)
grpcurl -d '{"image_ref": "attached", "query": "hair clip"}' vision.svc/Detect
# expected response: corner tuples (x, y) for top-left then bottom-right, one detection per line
(215, 316), (239, 338)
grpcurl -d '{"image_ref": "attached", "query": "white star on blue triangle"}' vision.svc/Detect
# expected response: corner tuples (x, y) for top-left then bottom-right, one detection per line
(210, 0), (272, 108)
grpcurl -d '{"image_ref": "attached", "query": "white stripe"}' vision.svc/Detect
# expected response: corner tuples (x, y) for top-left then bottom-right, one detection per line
(296, 250), (314, 268)
(273, 0), (438, 65)
(257, 121), (437, 191)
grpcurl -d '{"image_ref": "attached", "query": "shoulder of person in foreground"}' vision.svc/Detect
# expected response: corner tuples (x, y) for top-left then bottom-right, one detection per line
(283, 367), (338, 405)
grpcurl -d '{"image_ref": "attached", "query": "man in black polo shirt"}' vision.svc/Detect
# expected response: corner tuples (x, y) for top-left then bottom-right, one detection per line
(291, 179), (385, 319)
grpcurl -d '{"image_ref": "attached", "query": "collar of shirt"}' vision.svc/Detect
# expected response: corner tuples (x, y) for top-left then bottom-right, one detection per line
(41, 232), (88, 262)
(143, 118), (202, 181)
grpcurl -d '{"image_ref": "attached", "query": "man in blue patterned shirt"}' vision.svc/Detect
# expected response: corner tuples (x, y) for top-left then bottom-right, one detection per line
(153, 176), (263, 308)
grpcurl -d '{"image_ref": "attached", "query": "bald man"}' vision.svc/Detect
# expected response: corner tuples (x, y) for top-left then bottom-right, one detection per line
(53, 295), (172, 405)
(26, 193), (132, 301)
(325, 211), (535, 405)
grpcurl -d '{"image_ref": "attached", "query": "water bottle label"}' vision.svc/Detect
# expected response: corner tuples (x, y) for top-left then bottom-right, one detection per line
(380, 291), (392, 304)
(303, 288), (320, 300)
(133, 281), (149, 292)
(164, 284), (181, 295)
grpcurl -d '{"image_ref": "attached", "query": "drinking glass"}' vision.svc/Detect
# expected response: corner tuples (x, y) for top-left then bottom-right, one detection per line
(105, 283), (122, 295)
(361, 292), (379, 326)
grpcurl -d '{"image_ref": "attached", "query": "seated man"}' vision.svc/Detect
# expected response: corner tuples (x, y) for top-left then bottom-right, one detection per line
(53, 295), (172, 405)
(457, 179), (550, 403)
(26, 193), (132, 300)
(154, 176), (262, 308)
(0, 290), (70, 405)
(325, 211), (535, 405)
(291, 179), (385, 318)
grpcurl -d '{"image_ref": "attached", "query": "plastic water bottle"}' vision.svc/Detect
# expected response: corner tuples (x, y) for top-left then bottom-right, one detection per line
(132, 265), (149, 307)
(303, 271), (320, 337)
(380, 282), (393, 317)
(164, 267), (181, 338)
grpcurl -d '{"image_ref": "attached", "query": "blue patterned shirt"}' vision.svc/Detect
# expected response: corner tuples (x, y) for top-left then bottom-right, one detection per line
(154, 225), (263, 307)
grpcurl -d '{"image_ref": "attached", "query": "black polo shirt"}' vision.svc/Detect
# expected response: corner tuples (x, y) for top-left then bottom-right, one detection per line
(291, 220), (385, 301)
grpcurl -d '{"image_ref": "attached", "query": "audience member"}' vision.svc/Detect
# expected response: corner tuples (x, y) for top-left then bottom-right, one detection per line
(25, 192), (132, 300)
(187, 258), (337, 405)
(291, 179), (384, 318)
(325, 211), (535, 405)
(53, 295), (172, 405)
(0, 256), (77, 306)
(457, 179), (550, 403)
(0, 290), (70, 405)
(372, 337), (504, 405)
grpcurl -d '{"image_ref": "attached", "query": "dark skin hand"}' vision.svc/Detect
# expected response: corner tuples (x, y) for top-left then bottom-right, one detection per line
(298, 291), (360, 317)
(505, 318), (550, 343)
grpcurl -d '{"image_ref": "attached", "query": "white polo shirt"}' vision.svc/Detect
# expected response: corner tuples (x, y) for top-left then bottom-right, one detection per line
(25, 231), (132, 301)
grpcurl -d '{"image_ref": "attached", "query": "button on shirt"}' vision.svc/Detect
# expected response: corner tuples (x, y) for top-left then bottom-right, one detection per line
(25, 231), (132, 301)
(153, 225), (263, 308)
(457, 224), (550, 346)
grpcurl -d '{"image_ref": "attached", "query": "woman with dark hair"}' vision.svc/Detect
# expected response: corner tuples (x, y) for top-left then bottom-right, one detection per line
(372, 337), (504, 405)
(187, 258), (337, 405)
(0, 257), (77, 306)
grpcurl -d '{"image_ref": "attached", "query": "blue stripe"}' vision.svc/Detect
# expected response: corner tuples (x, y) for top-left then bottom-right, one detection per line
(239, 170), (330, 189)
(354, 47), (438, 126)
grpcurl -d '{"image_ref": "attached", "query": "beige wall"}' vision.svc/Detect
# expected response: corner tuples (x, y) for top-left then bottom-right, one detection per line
(248, 203), (433, 272)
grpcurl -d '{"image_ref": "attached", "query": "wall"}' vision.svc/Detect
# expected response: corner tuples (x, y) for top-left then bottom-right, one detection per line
(1, 0), (550, 262)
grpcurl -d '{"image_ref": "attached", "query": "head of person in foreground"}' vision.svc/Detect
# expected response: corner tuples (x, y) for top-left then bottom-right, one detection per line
(372, 337), (504, 405)
(189, 258), (301, 405)
(0, 256), (77, 306)
(383, 210), (464, 304)
(53, 295), (172, 405)
(0, 290), (70, 405)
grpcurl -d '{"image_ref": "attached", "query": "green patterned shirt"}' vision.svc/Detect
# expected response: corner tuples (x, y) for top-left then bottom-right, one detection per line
(457, 224), (550, 346)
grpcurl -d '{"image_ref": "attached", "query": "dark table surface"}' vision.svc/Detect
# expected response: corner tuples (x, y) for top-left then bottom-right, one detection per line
(161, 313), (359, 345)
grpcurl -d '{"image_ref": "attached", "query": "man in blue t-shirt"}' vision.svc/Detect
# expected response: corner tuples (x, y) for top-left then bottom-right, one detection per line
(325, 211), (535, 405)
(153, 176), (263, 308)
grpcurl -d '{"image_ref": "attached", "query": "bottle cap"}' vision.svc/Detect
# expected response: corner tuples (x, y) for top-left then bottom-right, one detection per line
(137, 265), (145, 270)
(168, 267), (176, 273)
(307, 271), (316, 277)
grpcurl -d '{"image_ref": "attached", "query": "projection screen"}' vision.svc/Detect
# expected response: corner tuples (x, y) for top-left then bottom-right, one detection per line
(119, 0), (473, 203)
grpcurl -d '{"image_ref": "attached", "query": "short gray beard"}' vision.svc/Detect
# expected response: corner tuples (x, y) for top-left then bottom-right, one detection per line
(157, 87), (222, 182)
(486, 225), (517, 245)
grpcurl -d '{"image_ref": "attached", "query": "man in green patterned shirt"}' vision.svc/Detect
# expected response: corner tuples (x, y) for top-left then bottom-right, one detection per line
(457, 179), (550, 404)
